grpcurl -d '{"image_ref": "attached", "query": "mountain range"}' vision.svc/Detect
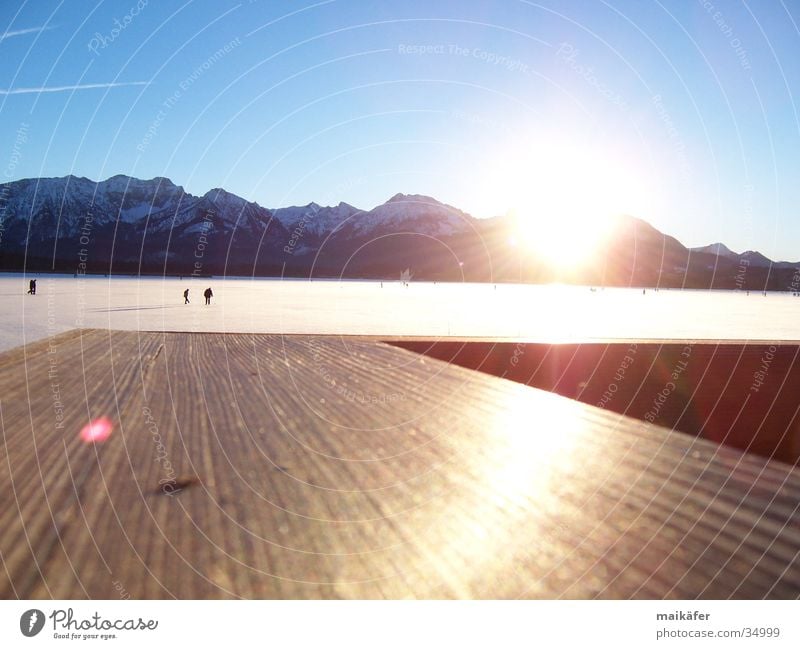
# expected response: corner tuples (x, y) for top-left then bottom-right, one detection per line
(0, 174), (796, 289)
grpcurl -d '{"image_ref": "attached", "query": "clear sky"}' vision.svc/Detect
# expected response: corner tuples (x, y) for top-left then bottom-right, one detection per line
(1, 1), (799, 259)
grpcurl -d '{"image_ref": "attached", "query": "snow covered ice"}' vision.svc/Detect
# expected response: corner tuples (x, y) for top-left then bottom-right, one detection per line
(3, 274), (800, 354)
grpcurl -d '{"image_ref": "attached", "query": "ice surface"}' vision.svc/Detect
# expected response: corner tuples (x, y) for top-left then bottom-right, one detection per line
(2, 274), (799, 353)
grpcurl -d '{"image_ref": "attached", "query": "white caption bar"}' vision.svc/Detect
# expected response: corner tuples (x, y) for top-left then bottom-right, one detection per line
(0, 600), (797, 648)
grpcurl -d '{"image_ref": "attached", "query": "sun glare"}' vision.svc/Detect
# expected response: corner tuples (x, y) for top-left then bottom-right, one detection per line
(480, 134), (651, 270)
(512, 204), (616, 270)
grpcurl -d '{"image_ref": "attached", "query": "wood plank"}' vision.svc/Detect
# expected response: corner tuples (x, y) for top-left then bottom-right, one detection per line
(391, 340), (800, 463)
(0, 329), (799, 598)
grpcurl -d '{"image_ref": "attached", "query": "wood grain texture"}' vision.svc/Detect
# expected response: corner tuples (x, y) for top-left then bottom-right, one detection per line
(0, 329), (799, 599)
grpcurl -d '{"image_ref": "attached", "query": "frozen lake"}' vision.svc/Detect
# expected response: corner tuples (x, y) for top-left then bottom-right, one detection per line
(2, 273), (800, 353)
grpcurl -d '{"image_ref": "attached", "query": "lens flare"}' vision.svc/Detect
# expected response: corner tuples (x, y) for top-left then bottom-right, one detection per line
(79, 417), (113, 443)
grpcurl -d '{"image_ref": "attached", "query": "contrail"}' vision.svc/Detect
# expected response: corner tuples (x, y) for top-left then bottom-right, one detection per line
(0, 81), (149, 95)
(0, 26), (52, 41)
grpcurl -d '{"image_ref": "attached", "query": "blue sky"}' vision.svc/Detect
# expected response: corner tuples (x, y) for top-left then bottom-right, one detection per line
(1, 0), (799, 258)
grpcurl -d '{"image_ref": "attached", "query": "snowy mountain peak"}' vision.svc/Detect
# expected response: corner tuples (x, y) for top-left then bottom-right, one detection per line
(270, 200), (362, 236)
(202, 187), (257, 213)
(385, 193), (444, 206)
(692, 242), (739, 258)
(690, 243), (783, 268)
(62, 174), (94, 184)
(354, 193), (474, 237)
(97, 174), (181, 195)
(204, 187), (233, 198)
(102, 174), (136, 188)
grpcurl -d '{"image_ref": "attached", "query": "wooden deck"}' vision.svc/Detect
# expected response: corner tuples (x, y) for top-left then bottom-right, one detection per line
(1, 329), (799, 599)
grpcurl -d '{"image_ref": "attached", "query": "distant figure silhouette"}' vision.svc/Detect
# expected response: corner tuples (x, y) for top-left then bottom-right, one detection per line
(183, 288), (190, 304)
(27, 279), (36, 295)
(204, 287), (213, 305)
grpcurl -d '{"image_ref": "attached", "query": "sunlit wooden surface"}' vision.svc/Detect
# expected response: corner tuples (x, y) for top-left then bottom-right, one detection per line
(1, 329), (799, 599)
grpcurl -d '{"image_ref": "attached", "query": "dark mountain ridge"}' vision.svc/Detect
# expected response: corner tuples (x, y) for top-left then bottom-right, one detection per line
(0, 174), (796, 289)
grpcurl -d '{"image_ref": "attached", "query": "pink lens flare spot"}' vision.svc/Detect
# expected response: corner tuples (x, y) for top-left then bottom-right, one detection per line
(79, 417), (114, 443)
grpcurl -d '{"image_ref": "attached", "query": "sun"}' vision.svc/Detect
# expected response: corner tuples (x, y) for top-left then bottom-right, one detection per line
(511, 204), (617, 270)
(477, 132), (652, 270)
